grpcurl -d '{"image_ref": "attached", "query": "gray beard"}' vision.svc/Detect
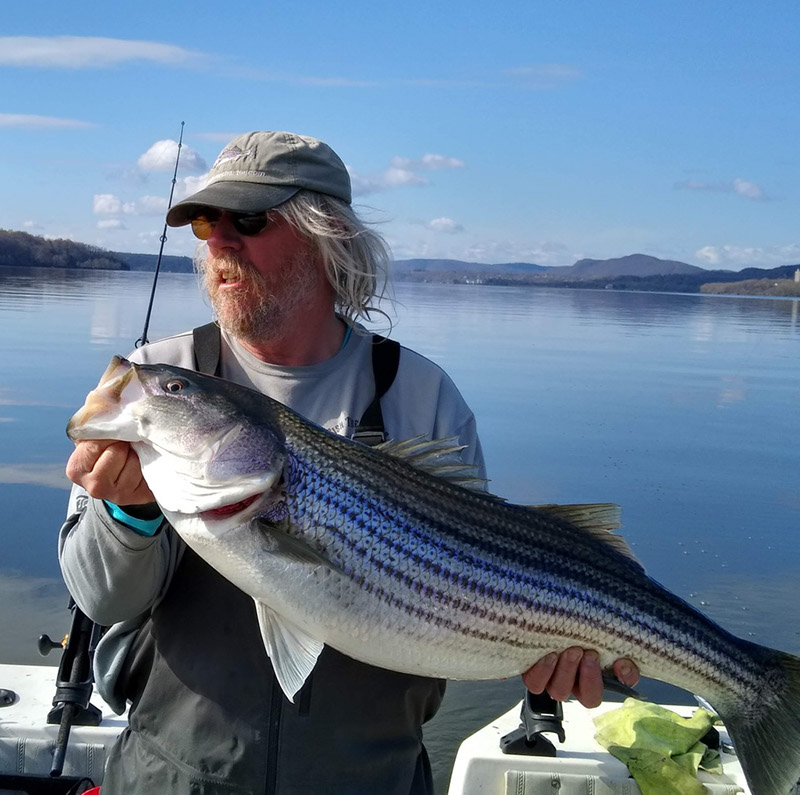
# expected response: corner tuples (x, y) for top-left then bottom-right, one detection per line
(200, 251), (319, 345)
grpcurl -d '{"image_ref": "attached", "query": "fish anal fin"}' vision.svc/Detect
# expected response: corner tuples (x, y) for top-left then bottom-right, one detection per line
(531, 503), (643, 572)
(254, 599), (324, 703)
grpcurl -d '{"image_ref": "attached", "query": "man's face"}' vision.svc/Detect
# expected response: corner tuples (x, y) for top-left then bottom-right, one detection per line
(198, 212), (331, 344)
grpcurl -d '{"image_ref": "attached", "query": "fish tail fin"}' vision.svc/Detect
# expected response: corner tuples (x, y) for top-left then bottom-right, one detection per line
(719, 646), (800, 795)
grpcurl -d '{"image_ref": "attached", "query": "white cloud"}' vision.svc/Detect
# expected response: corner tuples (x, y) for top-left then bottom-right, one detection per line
(696, 243), (800, 268)
(97, 219), (126, 230)
(349, 166), (426, 195)
(348, 170), (385, 196)
(383, 167), (427, 187)
(138, 139), (207, 173)
(348, 152), (464, 196)
(0, 36), (203, 69)
(505, 64), (583, 89)
(22, 220), (42, 230)
(135, 195), (169, 215)
(675, 177), (767, 201)
(172, 173), (209, 202)
(93, 193), (169, 218)
(427, 217), (464, 234)
(696, 246), (723, 266)
(93, 194), (125, 214)
(732, 178), (764, 200)
(391, 154), (465, 171)
(0, 113), (94, 129)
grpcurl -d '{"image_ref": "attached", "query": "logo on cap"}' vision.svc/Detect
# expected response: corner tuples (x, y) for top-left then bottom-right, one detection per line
(213, 145), (255, 169)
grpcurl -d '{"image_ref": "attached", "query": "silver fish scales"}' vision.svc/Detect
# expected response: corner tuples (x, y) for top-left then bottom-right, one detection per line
(68, 356), (800, 795)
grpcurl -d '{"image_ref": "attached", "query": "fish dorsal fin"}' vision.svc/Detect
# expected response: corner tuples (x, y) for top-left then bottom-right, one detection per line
(531, 503), (644, 572)
(254, 599), (324, 703)
(376, 435), (490, 493)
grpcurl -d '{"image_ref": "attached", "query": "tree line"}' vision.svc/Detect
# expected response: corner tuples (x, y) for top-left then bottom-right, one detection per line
(0, 229), (128, 271)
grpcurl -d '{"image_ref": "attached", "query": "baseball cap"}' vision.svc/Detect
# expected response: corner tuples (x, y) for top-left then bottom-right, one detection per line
(166, 131), (352, 227)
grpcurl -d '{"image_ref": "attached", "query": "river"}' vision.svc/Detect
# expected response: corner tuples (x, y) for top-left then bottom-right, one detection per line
(1, 266), (798, 791)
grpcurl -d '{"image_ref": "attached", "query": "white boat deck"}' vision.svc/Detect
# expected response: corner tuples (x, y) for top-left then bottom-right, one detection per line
(447, 699), (750, 795)
(0, 663), (126, 784)
(2, 664), (752, 793)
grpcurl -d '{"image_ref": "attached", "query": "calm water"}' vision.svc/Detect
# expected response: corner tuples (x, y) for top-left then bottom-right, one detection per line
(1, 266), (799, 791)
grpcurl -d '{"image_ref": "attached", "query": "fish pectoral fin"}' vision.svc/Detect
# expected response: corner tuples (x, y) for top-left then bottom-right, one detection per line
(254, 518), (342, 571)
(530, 503), (645, 572)
(254, 599), (324, 703)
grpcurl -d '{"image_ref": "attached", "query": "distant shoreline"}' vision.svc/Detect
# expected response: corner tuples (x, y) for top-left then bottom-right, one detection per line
(3, 228), (799, 298)
(4, 261), (800, 300)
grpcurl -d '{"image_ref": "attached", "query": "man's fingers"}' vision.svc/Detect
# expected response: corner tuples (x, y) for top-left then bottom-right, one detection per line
(521, 652), (558, 694)
(93, 442), (131, 484)
(613, 658), (640, 688)
(572, 650), (603, 708)
(546, 647), (583, 701)
(523, 650), (640, 707)
(66, 439), (116, 481)
(66, 440), (154, 504)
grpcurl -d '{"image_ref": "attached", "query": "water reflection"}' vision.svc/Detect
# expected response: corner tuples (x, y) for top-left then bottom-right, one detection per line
(0, 463), (70, 489)
(0, 572), (70, 665)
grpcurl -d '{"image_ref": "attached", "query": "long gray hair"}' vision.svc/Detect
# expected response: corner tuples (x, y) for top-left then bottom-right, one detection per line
(273, 190), (391, 324)
(193, 190), (392, 325)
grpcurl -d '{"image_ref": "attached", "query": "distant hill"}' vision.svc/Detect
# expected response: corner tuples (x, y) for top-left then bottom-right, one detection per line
(393, 258), (548, 274)
(391, 253), (800, 293)
(565, 263), (799, 292)
(563, 254), (704, 279)
(0, 229), (127, 271)
(392, 253), (703, 280)
(115, 251), (194, 273)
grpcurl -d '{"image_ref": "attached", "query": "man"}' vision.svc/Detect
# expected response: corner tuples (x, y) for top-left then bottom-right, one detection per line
(60, 131), (638, 793)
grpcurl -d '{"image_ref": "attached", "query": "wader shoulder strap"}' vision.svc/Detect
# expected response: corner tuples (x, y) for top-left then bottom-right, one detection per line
(192, 322), (222, 376)
(353, 335), (401, 447)
(191, 324), (400, 445)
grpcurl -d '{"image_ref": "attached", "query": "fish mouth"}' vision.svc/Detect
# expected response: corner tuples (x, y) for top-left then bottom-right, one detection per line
(67, 356), (137, 440)
(200, 492), (263, 521)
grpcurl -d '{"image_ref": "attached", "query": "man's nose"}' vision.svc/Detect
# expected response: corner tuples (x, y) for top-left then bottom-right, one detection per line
(207, 213), (242, 252)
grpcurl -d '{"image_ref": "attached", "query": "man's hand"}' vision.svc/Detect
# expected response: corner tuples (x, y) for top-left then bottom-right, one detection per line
(522, 648), (640, 708)
(66, 439), (155, 506)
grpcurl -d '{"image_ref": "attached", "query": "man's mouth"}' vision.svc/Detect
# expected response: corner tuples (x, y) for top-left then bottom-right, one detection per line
(214, 269), (248, 291)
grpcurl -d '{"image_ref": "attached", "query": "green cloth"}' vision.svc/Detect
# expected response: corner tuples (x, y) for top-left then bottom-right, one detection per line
(593, 699), (722, 794)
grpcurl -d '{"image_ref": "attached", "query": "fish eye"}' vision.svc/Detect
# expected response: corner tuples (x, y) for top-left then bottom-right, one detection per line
(164, 379), (188, 394)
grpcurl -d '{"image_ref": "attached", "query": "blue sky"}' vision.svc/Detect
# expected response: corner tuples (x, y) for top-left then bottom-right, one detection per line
(2, 1), (798, 269)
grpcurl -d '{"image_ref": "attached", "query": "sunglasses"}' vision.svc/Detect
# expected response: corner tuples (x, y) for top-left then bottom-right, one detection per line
(189, 209), (271, 240)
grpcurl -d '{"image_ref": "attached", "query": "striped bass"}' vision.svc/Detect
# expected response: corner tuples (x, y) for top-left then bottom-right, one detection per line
(67, 356), (800, 795)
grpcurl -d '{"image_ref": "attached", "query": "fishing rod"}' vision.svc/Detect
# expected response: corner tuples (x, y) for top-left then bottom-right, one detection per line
(136, 121), (186, 348)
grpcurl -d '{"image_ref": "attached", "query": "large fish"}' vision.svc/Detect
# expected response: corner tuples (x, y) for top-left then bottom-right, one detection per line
(68, 356), (800, 795)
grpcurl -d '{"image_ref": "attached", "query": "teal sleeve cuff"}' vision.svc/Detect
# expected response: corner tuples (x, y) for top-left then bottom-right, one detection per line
(103, 501), (163, 537)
